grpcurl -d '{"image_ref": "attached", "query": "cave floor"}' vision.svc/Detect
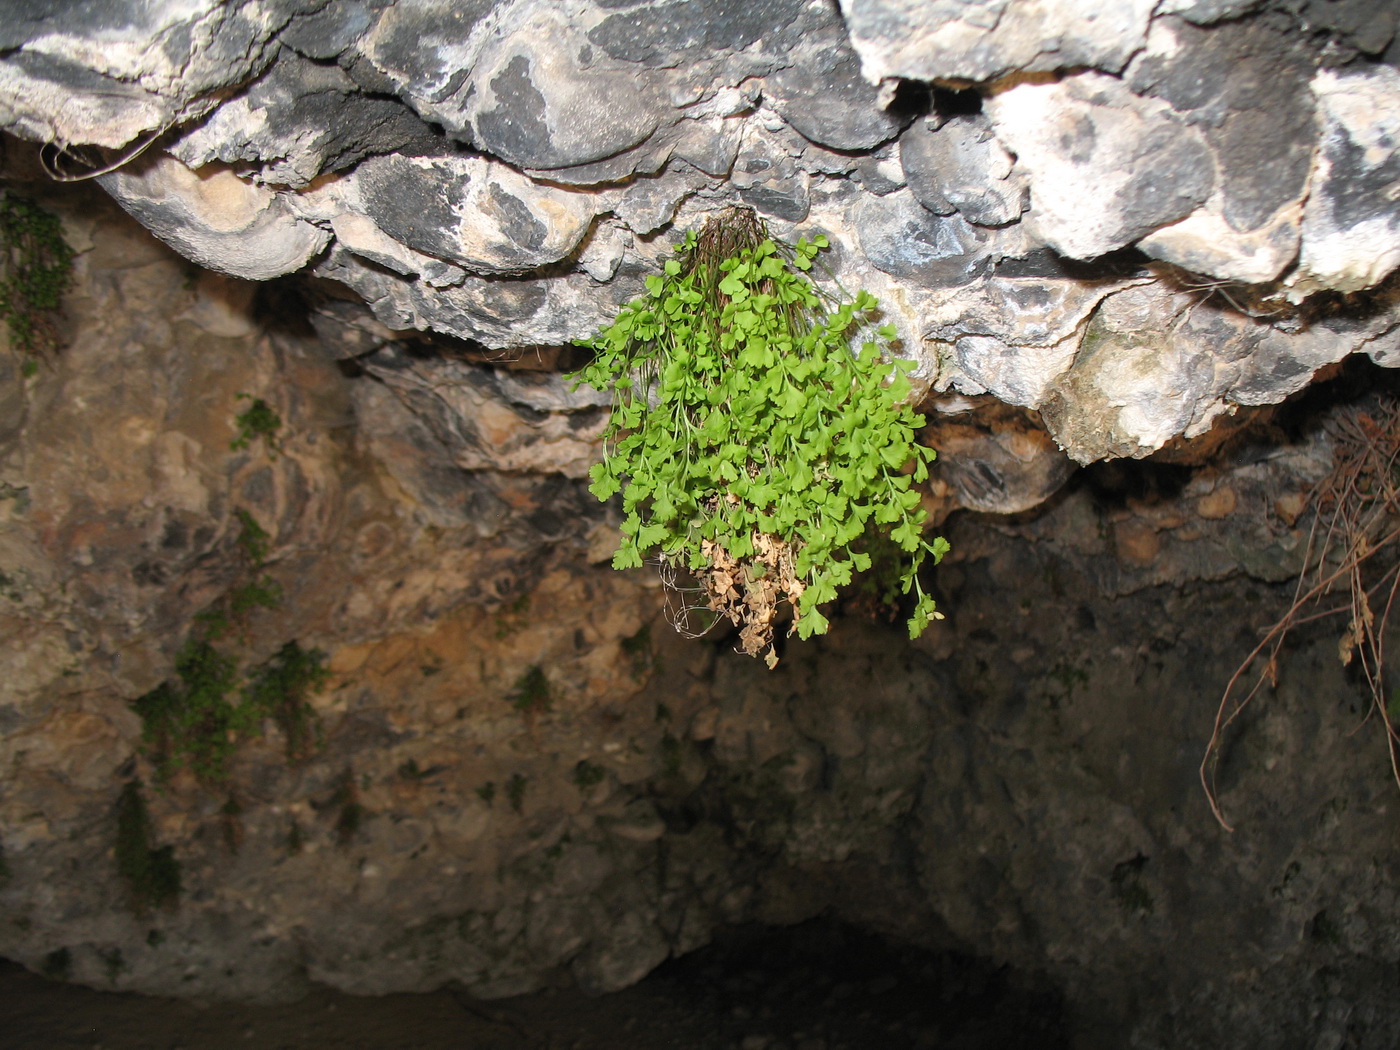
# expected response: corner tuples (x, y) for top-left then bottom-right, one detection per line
(0, 921), (1065, 1050)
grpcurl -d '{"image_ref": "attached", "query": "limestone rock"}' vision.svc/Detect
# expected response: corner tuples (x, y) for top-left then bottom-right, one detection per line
(838, 0), (1159, 83)
(1130, 17), (1314, 284)
(98, 155), (330, 281)
(584, 0), (809, 68)
(765, 13), (913, 152)
(170, 51), (438, 189)
(0, 0), (310, 149)
(313, 244), (627, 349)
(361, 0), (675, 171)
(1287, 66), (1400, 299)
(898, 114), (1024, 227)
(934, 271), (1145, 407)
(360, 347), (609, 481)
(334, 153), (601, 275)
(853, 189), (1003, 288)
(987, 72), (1216, 261)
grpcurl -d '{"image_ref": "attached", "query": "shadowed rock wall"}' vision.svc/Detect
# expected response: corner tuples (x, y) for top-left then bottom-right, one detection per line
(0, 168), (1398, 1050)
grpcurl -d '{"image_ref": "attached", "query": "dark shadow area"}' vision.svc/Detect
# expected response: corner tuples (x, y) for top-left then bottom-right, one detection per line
(646, 917), (1069, 1050)
(0, 917), (1067, 1050)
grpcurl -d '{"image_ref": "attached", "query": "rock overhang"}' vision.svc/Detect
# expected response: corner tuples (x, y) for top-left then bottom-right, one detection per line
(2, 0), (1400, 475)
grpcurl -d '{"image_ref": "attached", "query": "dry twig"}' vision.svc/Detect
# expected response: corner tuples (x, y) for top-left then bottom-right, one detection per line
(1202, 396), (1400, 830)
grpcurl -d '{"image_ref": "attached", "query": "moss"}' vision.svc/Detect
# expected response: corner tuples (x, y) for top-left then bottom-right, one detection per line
(114, 782), (181, 913)
(508, 665), (551, 714)
(506, 773), (527, 814)
(1311, 909), (1343, 946)
(220, 796), (243, 854)
(131, 642), (241, 783)
(0, 482), (30, 515)
(242, 641), (328, 763)
(336, 802), (364, 843)
(98, 947), (126, 985)
(476, 781), (496, 806)
(230, 394), (282, 455)
(330, 774), (365, 845)
(621, 624), (656, 678)
(131, 503), (326, 781)
(572, 759), (605, 791)
(0, 193), (74, 358)
(234, 508), (271, 565)
(493, 593), (531, 639)
(660, 733), (683, 777)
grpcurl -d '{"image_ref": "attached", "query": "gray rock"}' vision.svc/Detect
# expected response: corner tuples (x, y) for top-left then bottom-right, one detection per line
(1039, 283), (1253, 461)
(851, 146), (906, 195)
(1286, 66), (1400, 299)
(731, 126), (812, 224)
(899, 114), (1024, 227)
(172, 51), (438, 188)
(853, 190), (1001, 288)
(0, 0), (311, 149)
(585, 0), (808, 67)
(987, 72), (1216, 261)
(280, 1), (375, 60)
(99, 155), (330, 281)
(936, 274), (1140, 408)
(1124, 18), (1314, 283)
(454, 4), (672, 170)
(610, 161), (713, 235)
(671, 117), (744, 179)
(839, 0), (1159, 83)
(314, 244), (626, 349)
(354, 0), (497, 131)
(344, 153), (600, 274)
(1156, 0), (1264, 23)
(766, 15), (913, 151)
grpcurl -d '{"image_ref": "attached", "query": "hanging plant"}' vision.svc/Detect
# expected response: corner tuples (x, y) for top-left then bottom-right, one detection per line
(574, 208), (948, 666)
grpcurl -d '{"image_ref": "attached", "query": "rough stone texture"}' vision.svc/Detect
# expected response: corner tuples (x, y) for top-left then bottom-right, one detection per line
(8, 6), (1400, 1047)
(331, 153), (602, 275)
(838, 0), (1159, 82)
(986, 73), (1216, 261)
(4, 177), (1400, 1050)
(170, 50), (440, 189)
(0, 0), (316, 149)
(898, 113), (1025, 227)
(99, 155), (331, 281)
(5, 1), (1400, 460)
(1288, 66), (1400, 298)
(1129, 16), (1314, 284)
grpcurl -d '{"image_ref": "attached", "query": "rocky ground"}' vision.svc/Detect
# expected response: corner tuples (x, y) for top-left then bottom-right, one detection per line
(1, 920), (1065, 1050)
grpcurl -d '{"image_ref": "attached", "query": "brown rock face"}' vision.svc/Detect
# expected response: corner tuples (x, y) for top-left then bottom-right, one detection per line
(3, 157), (1400, 1050)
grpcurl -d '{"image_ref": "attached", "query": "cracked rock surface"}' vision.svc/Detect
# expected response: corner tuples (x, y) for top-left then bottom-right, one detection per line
(4, 0), (1400, 462)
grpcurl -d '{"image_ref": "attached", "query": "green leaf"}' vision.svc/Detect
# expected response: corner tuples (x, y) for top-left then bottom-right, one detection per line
(795, 606), (829, 640)
(577, 213), (949, 663)
(907, 593), (939, 639)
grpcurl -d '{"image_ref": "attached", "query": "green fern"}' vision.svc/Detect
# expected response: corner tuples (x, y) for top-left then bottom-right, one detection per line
(573, 209), (947, 663)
